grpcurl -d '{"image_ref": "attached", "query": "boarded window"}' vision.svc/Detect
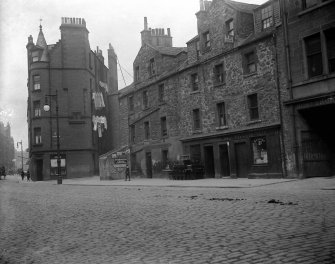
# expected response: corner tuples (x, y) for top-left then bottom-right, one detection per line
(248, 94), (259, 120)
(158, 84), (165, 102)
(144, 121), (150, 140)
(143, 90), (148, 109)
(226, 19), (234, 36)
(203, 31), (210, 48)
(149, 58), (156, 76)
(251, 137), (268, 164)
(161, 116), (167, 137)
(193, 109), (201, 130)
(135, 66), (140, 81)
(128, 96), (134, 111)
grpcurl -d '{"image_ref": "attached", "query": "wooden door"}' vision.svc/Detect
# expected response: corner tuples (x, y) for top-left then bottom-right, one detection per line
(145, 152), (153, 178)
(204, 146), (215, 178)
(235, 142), (249, 178)
(36, 159), (43, 181)
(219, 144), (230, 177)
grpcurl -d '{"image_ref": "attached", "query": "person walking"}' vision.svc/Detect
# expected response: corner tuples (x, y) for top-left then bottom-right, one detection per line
(21, 170), (25, 181)
(125, 164), (130, 181)
(1, 166), (6, 180)
(26, 170), (31, 181)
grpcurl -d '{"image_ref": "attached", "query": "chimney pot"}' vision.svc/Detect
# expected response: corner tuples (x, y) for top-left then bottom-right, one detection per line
(167, 28), (171, 36)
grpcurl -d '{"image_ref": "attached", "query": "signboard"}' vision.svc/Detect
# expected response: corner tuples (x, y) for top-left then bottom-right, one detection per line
(114, 158), (127, 168)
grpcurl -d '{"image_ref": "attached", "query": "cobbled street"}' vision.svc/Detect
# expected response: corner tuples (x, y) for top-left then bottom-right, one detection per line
(1, 177), (335, 264)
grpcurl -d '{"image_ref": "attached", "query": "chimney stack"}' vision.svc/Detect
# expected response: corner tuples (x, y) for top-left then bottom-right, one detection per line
(144, 17), (148, 30)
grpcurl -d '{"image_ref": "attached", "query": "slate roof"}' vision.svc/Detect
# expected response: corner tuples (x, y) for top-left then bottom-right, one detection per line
(147, 43), (187, 56)
(225, 0), (259, 13)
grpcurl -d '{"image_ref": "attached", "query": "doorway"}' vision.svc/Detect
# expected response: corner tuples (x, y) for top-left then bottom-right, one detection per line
(145, 152), (153, 178)
(204, 145), (215, 178)
(235, 142), (249, 178)
(219, 143), (230, 177)
(36, 159), (43, 181)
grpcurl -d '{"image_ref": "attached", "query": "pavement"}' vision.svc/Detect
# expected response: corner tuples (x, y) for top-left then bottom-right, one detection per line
(1, 175), (335, 264)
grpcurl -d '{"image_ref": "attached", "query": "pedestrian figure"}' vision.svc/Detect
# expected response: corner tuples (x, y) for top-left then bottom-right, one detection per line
(1, 166), (6, 180)
(21, 170), (25, 181)
(125, 164), (130, 181)
(26, 170), (31, 181)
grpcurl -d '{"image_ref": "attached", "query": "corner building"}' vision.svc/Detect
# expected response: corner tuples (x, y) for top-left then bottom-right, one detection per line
(120, 0), (287, 178)
(26, 18), (118, 181)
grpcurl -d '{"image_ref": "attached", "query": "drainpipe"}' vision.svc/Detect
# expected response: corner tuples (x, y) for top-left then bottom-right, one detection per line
(272, 32), (288, 178)
(280, 0), (300, 178)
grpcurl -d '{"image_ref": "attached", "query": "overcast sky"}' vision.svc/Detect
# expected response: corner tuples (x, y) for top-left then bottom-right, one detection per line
(0, 0), (266, 150)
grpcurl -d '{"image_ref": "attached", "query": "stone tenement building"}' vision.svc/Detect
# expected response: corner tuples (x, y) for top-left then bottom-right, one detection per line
(282, 0), (335, 177)
(119, 0), (290, 179)
(0, 121), (15, 170)
(26, 18), (119, 181)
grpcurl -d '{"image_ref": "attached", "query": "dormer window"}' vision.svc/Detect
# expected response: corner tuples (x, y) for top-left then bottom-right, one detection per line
(135, 66), (140, 81)
(149, 58), (156, 76)
(261, 5), (273, 30)
(32, 51), (39, 62)
(226, 19), (234, 36)
(203, 31), (210, 49)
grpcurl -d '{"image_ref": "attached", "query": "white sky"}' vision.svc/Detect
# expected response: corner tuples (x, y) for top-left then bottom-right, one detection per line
(0, 0), (266, 150)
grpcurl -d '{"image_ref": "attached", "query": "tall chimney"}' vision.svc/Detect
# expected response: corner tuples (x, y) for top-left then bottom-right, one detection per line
(144, 17), (148, 30)
(167, 28), (171, 36)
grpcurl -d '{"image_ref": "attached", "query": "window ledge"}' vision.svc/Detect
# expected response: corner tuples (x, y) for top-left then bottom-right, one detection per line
(246, 119), (262, 125)
(32, 89), (41, 93)
(33, 143), (43, 147)
(69, 120), (86, 124)
(292, 72), (335, 88)
(251, 163), (269, 167)
(216, 125), (229, 130)
(213, 82), (226, 88)
(190, 90), (200, 94)
(243, 72), (257, 78)
(298, 1), (333, 16)
(192, 129), (202, 134)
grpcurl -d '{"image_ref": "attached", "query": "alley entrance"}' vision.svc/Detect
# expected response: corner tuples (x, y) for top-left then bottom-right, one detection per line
(300, 104), (335, 177)
(235, 142), (249, 178)
(36, 159), (43, 181)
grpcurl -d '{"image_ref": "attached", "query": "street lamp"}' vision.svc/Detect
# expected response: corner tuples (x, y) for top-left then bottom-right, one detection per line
(43, 90), (62, 184)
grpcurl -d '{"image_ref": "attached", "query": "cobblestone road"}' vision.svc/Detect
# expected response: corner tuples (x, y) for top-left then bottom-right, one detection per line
(1, 177), (334, 264)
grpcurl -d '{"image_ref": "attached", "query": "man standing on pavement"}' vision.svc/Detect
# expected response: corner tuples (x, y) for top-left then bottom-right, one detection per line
(125, 164), (130, 181)
(21, 170), (25, 181)
(26, 170), (31, 181)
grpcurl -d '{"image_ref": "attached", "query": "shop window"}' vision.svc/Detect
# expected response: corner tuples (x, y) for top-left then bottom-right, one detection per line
(243, 51), (256, 74)
(190, 144), (201, 164)
(144, 121), (150, 140)
(128, 95), (134, 111)
(193, 108), (201, 130)
(261, 5), (273, 30)
(33, 100), (41, 117)
(191, 73), (199, 91)
(34, 127), (42, 144)
(217, 102), (226, 126)
(305, 33), (323, 77)
(158, 83), (165, 102)
(161, 116), (167, 137)
(33, 75), (40, 90)
(214, 64), (225, 84)
(248, 93), (259, 120)
(143, 90), (149, 109)
(251, 137), (268, 164)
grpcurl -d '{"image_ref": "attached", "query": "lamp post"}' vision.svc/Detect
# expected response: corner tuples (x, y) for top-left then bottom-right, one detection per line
(43, 90), (62, 184)
(16, 140), (23, 173)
